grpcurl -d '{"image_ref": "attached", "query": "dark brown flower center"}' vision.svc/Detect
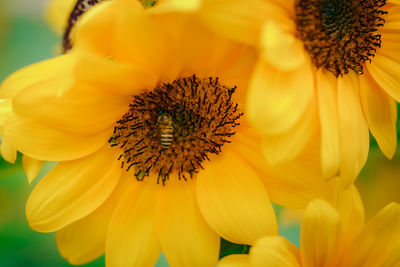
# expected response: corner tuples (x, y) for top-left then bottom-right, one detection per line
(295, 0), (387, 76)
(109, 75), (242, 184)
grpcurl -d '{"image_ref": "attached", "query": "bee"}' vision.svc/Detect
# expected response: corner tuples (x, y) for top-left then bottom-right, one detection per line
(158, 112), (174, 149)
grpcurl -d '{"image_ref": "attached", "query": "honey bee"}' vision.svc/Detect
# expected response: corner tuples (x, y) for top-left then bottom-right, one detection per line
(158, 112), (174, 149)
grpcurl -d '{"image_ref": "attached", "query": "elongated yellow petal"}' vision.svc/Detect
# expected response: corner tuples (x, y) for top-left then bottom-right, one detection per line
(368, 54), (400, 102)
(300, 200), (341, 267)
(247, 61), (314, 135)
(13, 80), (130, 135)
(231, 125), (332, 209)
(0, 54), (75, 99)
(337, 73), (369, 187)
(218, 254), (251, 267)
(0, 138), (17, 163)
(197, 148), (277, 245)
(341, 203), (400, 267)
(359, 71), (397, 159)
(3, 115), (110, 161)
(22, 155), (43, 184)
(250, 236), (301, 267)
(260, 22), (305, 71)
(155, 179), (219, 267)
(382, 241), (400, 267)
(74, 52), (158, 95)
(26, 146), (121, 232)
(262, 99), (317, 165)
(106, 180), (161, 267)
(199, 0), (290, 46)
(316, 69), (340, 178)
(56, 176), (129, 265)
(330, 183), (365, 255)
(148, 0), (201, 14)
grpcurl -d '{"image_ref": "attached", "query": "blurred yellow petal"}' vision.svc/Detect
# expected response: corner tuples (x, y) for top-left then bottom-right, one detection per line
(22, 155), (43, 185)
(316, 69), (341, 178)
(247, 61), (314, 135)
(341, 203), (400, 267)
(197, 148), (277, 245)
(250, 236), (301, 267)
(331, 183), (365, 254)
(0, 99), (12, 133)
(56, 177), (129, 265)
(0, 54), (75, 99)
(337, 73), (369, 187)
(106, 180), (160, 267)
(156, 179), (219, 267)
(360, 71), (397, 159)
(26, 146), (121, 232)
(368, 54), (400, 102)
(260, 22), (305, 71)
(383, 241), (400, 267)
(74, 52), (158, 95)
(3, 115), (110, 161)
(218, 254), (251, 267)
(149, 0), (201, 14)
(262, 99), (317, 165)
(13, 80), (130, 135)
(301, 199), (341, 267)
(0, 138), (17, 163)
(232, 127), (332, 209)
(199, 0), (290, 46)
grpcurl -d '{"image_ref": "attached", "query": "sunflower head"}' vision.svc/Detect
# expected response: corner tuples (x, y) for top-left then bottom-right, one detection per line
(109, 75), (243, 184)
(295, 0), (388, 76)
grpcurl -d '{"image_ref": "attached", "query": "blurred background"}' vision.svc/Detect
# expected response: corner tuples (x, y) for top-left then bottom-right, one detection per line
(0, 0), (399, 266)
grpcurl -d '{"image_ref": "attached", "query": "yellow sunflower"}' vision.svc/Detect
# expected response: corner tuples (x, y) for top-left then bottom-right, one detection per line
(219, 188), (400, 267)
(0, 0), (339, 265)
(195, 0), (400, 187)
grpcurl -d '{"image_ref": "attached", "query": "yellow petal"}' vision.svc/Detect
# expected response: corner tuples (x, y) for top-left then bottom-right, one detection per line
(231, 125), (332, 209)
(301, 199), (341, 267)
(56, 176), (130, 265)
(330, 183), (365, 254)
(359, 71), (397, 159)
(262, 99), (317, 165)
(0, 138), (17, 163)
(26, 146), (121, 232)
(106, 180), (160, 267)
(148, 0), (201, 14)
(3, 115), (110, 161)
(382, 241), (400, 267)
(337, 73), (369, 187)
(13, 80), (130, 135)
(155, 179), (219, 267)
(0, 99), (12, 134)
(247, 60), (314, 135)
(250, 236), (301, 267)
(74, 52), (158, 95)
(368, 54), (400, 102)
(341, 203), (400, 267)
(316, 69), (341, 178)
(260, 22), (305, 71)
(0, 54), (75, 99)
(45, 0), (76, 35)
(110, 0), (181, 81)
(22, 155), (43, 185)
(197, 148), (277, 245)
(199, 0), (291, 46)
(218, 254), (251, 267)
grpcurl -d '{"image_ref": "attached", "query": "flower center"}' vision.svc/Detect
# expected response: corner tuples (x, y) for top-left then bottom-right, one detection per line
(109, 75), (243, 184)
(294, 0), (387, 76)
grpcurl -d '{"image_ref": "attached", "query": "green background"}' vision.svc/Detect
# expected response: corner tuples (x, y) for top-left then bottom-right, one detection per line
(0, 1), (399, 266)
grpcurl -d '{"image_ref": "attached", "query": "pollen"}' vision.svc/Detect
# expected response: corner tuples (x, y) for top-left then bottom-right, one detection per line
(109, 75), (243, 184)
(295, 0), (387, 76)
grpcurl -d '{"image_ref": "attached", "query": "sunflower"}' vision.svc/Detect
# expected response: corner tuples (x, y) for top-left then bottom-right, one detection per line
(194, 0), (400, 188)
(0, 0), (339, 265)
(219, 191), (400, 267)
